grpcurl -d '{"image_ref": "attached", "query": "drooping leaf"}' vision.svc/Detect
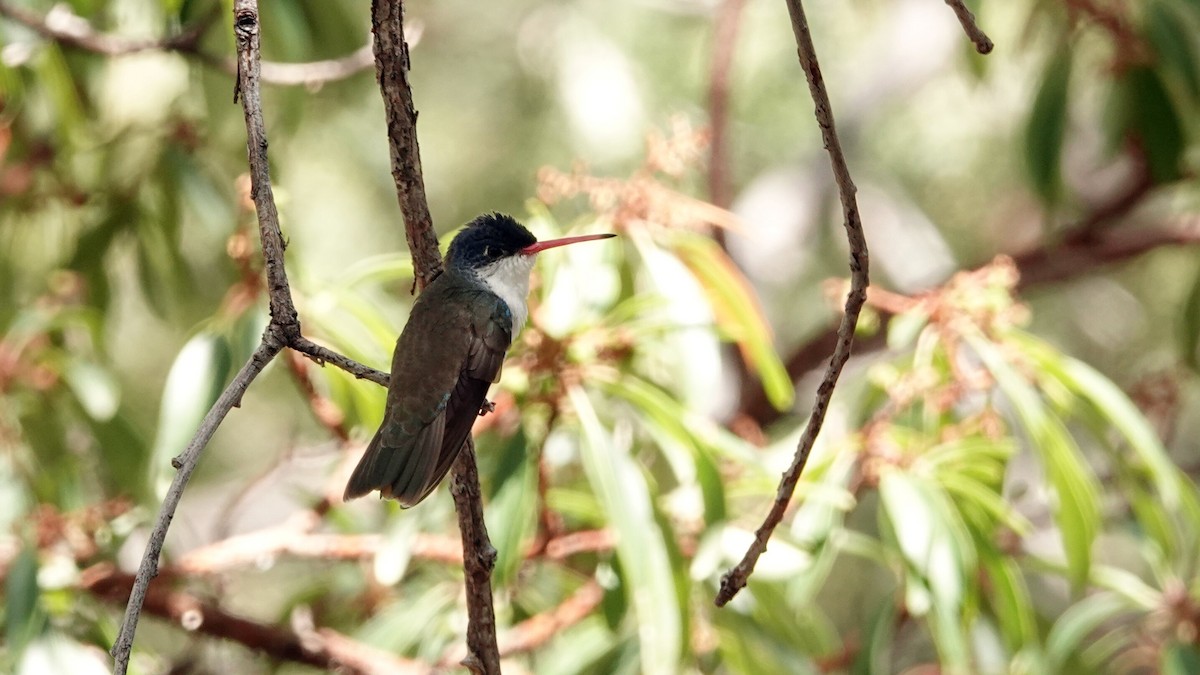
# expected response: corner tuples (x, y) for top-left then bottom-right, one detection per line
(148, 332), (232, 497)
(569, 386), (682, 675)
(1145, 0), (1200, 101)
(1118, 67), (1185, 183)
(968, 334), (1100, 593)
(1025, 50), (1073, 204)
(1044, 592), (1133, 670)
(670, 233), (795, 411)
(1180, 268), (1200, 370)
(6, 546), (43, 655)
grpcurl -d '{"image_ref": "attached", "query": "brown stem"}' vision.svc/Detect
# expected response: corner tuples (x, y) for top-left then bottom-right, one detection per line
(450, 443), (502, 675)
(86, 564), (426, 674)
(707, 0), (747, 212)
(942, 0), (994, 54)
(716, 0), (870, 607)
(370, 0), (501, 670)
(371, 0), (442, 290)
(737, 159), (1172, 430)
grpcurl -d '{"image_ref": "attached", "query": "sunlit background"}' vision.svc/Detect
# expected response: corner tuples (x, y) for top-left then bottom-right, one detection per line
(2, 0), (1200, 672)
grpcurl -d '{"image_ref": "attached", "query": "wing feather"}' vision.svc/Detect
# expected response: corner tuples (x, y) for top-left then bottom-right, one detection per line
(343, 279), (513, 506)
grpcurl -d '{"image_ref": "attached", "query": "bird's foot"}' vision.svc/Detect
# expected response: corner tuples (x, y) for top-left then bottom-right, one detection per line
(479, 399), (496, 416)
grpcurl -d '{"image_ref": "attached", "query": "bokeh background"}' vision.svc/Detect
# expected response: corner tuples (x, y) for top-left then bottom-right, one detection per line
(3, 0), (1200, 673)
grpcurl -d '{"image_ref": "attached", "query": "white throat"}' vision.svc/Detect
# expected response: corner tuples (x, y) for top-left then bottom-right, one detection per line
(478, 254), (537, 334)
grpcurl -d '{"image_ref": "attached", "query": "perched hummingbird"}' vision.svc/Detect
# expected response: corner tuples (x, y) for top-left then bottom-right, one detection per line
(344, 213), (615, 506)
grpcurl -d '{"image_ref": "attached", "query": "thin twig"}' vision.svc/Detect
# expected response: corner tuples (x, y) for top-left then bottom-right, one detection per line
(716, 0), (870, 607)
(942, 0), (994, 54)
(86, 564), (426, 675)
(0, 1), (375, 87)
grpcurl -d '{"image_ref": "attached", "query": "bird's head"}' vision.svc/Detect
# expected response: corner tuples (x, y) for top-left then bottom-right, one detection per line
(446, 213), (615, 281)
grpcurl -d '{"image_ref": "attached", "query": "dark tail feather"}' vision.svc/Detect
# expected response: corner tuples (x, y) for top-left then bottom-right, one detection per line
(343, 432), (385, 501)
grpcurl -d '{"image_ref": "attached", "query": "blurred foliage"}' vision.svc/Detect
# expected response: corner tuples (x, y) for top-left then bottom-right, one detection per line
(2, 0), (1200, 673)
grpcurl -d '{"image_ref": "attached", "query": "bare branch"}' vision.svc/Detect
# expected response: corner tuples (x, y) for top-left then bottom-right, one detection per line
(86, 564), (426, 675)
(371, 0), (442, 290)
(177, 530), (464, 573)
(111, 338), (283, 673)
(450, 443), (502, 675)
(716, 0), (870, 607)
(370, 0), (501, 670)
(942, 0), (994, 54)
(0, 1), (374, 87)
(293, 336), (389, 386)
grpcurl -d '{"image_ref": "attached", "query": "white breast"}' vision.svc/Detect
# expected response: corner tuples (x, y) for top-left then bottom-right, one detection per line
(478, 254), (537, 334)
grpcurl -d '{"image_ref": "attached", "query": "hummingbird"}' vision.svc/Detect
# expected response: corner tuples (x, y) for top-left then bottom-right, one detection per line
(344, 213), (615, 506)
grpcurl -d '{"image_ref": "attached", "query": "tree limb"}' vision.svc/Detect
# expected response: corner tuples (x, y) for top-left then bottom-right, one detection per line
(370, 0), (502, 671)
(86, 563), (426, 675)
(716, 0), (870, 607)
(0, 1), (375, 88)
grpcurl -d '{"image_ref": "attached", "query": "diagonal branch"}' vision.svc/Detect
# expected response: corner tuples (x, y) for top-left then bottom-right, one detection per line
(370, 1), (501, 672)
(111, 338), (282, 674)
(716, 0), (870, 607)
(942, 0), (994, 54)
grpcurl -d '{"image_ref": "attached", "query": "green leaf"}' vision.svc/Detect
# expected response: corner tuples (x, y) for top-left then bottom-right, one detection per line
(1180, 268), (1200, 370)
(569, 386), (682, 675)
(1025, 50), (1073, 204)
(1119, 67), (1185, 183)
(1163, 642), (1200, 675)
(1044, 592), (1132, 670)
(968, 334), (1100, 593)
(1145, 0), (1200, 101)
(6, 546), (43, 655)
(670, 233), (795, 411)
(484, 431), (539, 585)
(62, 359), (120, 422)
(878, 470), (972, 666)
(979, 548), (1037, 650)
(149, 332), (232, 498)
(595, 375), (726, 523)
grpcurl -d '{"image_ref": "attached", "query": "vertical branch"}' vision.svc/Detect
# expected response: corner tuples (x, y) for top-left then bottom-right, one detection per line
(370, 1), (502, 671)
(232, 2), (299, 335)
(370, 0), (442, 287)
(450, 443), (502, 674)
(707, 0), (747, 212)
(716, 0), (870, 606)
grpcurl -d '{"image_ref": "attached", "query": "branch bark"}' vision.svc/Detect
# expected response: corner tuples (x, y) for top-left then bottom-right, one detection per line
(942, 0), (994, 54)
(716, 0), (870, 607)
(370, 1), (502, 672)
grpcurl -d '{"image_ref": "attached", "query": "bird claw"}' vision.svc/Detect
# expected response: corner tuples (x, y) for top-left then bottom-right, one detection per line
(479, 400), (496, 416)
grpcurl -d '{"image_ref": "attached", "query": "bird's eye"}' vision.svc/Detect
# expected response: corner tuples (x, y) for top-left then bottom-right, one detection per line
(483, 246), (491, 258)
